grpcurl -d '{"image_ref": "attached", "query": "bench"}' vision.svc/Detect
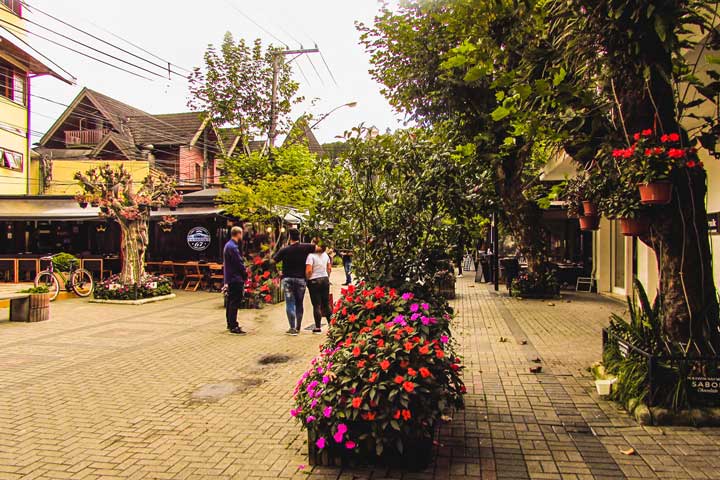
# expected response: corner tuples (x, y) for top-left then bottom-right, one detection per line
(0, 293), (31, 322)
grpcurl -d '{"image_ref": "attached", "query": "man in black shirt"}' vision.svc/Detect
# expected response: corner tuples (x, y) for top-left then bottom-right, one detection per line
(223, 226), (248, 335)
(272, 229), (316, 335)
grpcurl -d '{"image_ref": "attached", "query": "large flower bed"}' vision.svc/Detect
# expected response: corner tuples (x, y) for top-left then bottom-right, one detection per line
(94, 274), (172, 300)
(244, 255), (282, 308)
(292, 285), (465, 466)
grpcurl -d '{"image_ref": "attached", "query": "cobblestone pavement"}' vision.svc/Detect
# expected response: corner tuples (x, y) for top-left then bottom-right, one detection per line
(2, 274), (720, 479)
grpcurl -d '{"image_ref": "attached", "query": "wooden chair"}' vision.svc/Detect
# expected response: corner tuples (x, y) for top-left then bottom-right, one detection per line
(183, 262), (203, 291)
(208, 263), (224, 291)
(159, 261), (178, 288)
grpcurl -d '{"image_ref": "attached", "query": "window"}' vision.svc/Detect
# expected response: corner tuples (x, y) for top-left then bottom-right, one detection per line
(1, 148), (23, 171)
(0, 0), (22, 16)
(0, 59), (26, 105)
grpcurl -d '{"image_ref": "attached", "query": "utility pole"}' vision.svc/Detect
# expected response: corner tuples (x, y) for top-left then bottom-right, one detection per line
(268, 47), (319, 150)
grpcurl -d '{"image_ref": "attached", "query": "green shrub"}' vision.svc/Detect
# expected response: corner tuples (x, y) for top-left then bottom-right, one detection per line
(19, 286), (50, 294)
(52, 253), (79, 272)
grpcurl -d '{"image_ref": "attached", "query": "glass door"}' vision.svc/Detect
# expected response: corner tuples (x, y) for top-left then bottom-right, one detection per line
(611, 221), (629, 295)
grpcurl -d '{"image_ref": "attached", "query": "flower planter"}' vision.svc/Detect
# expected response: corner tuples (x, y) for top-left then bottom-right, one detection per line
(150, 205), (159, 212)
(169, 206), (177, 211)
(579, 215), (600, 231)
(91, 202), (99, 208)
(639, 182), (673, 205)
(78, 202), (88, 209)
(28, 293), (51, 322)
(582, 200), (598, 217)
(307, 427), (434, 470)
(619, 217), (649, 236)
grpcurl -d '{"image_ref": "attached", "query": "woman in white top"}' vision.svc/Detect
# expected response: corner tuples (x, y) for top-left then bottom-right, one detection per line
(305, 243), (332, 334)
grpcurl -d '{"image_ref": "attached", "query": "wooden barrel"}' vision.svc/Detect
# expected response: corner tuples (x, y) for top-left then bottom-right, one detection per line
(28, 293), (51, 322)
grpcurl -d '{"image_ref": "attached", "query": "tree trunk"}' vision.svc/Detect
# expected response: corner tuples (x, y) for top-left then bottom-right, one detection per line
(118, 219), (148, 285)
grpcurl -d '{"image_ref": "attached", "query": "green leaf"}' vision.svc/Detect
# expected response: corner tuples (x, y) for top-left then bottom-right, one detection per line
(552, 67), (567, 86)
(463, 66), (486, 83)
(491, 106), (511, 121)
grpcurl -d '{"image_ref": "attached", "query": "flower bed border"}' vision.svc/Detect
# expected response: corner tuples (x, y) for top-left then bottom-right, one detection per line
(89, 294), (176, 305)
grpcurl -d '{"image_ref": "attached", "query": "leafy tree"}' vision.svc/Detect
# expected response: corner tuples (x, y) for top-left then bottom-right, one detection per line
(74, 165), (179, 285)
(188, 33), (301, 151)
(311, 127), (478, 292)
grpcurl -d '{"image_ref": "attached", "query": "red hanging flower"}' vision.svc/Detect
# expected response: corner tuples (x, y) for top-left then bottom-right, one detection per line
(402, 381), (415, 393)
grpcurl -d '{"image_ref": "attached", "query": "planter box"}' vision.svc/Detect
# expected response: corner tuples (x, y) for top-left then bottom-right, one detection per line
(307, 427), (434, 470)
(639, 182), (673, 205)
(29, 293), (51, 322)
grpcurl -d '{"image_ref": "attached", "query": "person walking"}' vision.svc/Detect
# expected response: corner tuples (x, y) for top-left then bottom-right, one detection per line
(305, 243), (332, 334)
(223, 226), (247, 335)
(339, 249), (353, 285)
(272, 229), (316, 336)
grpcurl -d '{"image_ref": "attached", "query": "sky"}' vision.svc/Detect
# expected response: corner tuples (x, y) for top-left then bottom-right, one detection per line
(18, 0), (405, 145)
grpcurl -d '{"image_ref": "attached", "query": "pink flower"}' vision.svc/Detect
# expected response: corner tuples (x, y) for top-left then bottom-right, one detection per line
(333, 431), (344, 443)
(440, 335), (449, 344)
(337, 423), (348, 434)
(310, 399), (318, 408)
(410, 304), (420, 313)
(306, 416), (315, 423)
(323, 406), (332, 418)
(345, 441), (356, 449)
(322, 376), (330, 384)
(316, 437), (326, 449)
(290, 408), (300, 417)
(298, 465), (306, 470)
(401, 292), (414, 301)
(421, 303), (430, 311)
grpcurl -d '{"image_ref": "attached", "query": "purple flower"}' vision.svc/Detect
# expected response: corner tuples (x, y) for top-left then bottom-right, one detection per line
(310, 399), (318, 408)
(290, 408), (300, 417)
(345, 441), (356, 449)
(402, 292), (414, 301)
(316, 437), (326, 449)
(421, 303), (430, 311)
(306, 415), (316, 423)
(410, 303), (420, 313)
(322, 376), (330, 384)
(440, 334), (449, 344)
(323, 406), (332, 418)
(337, 424), (348, 434)
(333, 431), (344, 443)
(394, 314), (406, 324)
(421, 316), (431, 326)
(411, 313), (421, 321)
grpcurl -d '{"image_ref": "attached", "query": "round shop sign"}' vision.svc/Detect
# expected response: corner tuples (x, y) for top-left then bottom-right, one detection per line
(186, 226), (211, 251)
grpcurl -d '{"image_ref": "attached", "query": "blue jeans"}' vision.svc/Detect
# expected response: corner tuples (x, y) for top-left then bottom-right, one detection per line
(282, 277), (307, 330)
(343, 259), (352, 284)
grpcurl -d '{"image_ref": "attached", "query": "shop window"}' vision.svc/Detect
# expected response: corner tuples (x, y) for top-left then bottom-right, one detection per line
(1, 148), (23, 171)
(0, 59), (26, 105)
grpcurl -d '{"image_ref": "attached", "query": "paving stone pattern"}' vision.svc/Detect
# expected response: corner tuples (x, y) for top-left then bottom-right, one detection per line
(1, 275), (720, 479)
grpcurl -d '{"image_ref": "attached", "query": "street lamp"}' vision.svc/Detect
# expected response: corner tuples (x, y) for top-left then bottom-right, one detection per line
(310, 101), (358, 130)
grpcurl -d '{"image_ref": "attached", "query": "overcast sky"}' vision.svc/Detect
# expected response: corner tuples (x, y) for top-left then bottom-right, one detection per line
(20, 0), (404, 145)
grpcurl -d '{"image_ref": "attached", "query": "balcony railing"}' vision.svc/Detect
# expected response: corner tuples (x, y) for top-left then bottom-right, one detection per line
(64, 129), (110, 146)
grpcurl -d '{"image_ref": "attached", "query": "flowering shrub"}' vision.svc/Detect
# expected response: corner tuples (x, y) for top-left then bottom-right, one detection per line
(613, 129), (703, 184)
(292, 285), (465, 458)
(94, 274), (172, 300)
(510, 269), (560, 298)
(243, 255), (282, 308)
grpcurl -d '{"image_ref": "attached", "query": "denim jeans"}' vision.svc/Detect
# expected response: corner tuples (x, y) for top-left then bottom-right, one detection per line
(343, 259), (352, 284)
(282, 277), (307, 330)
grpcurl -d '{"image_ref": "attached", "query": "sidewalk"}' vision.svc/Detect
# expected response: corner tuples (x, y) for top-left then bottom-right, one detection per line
(1, 275), (720, 479)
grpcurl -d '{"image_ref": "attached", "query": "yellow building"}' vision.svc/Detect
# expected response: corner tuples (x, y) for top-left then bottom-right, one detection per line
(0, 0), (72, 195)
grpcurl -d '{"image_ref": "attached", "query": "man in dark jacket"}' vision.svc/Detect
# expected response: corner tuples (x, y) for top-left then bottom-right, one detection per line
(272, 228), (316, 336)
(223, 226), (248, 335)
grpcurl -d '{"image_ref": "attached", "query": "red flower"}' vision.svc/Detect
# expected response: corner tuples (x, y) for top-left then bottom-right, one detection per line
(393, 409), (401, 420)
(377, 339), (385, 348)
(369, 372), (378, 383)
(352, 346), (361, 357)
(394, 375), (404, 384)
(348, 314), (357, 323)
(451, 363), (460, 371)
(408, 368), (417, 377)
(644, 148), (653, 157)
(262, 271), (271, 279)
(687, 160), (697, 168)
(669, 133), (680, 142)
(402, 381), (415, 393)
(365, 300), (376, 309)
(668, 148), (685, 159)
(633, 132), (641, 141)
(357, 360), (366, 368)
(435, 349), (445, 359)
(253, 256), (263, 265)
(641, 128), (653, 136)
(399, 360), (410, 369)
(362, 411), (377, 420)
(372, 329), (382, 337)
(264, 295), (272, 303)
(418, 346), (430, 355)
(419, 367), (431, 378)
(402, 409), (412, 421)
(380, 360), (390, 371)
(351, 397), (362, 408)
(404, 342), (414, 352)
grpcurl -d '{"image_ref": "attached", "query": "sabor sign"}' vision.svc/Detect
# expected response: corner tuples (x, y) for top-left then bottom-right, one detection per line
(688, 376), (720, 395)
(187, 226), (211, 251)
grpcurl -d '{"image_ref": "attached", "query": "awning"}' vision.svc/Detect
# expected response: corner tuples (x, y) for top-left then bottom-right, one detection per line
(0, 198), (224, 221)
(0, 25), (75, 84)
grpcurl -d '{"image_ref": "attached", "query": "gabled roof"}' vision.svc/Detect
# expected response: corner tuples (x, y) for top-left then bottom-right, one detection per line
(283, 118), (323, 154)
(0, 24), (74, 84)
(90, 132), (140, 160)
(126, 112), (207, 146)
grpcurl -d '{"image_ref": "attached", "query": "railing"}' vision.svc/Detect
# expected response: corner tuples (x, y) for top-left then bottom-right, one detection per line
(64, 129), (110, 146)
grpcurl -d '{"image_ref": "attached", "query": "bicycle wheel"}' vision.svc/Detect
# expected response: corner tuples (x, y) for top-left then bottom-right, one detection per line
(35, 271), (60, 301)
(71, 269), (94, 297)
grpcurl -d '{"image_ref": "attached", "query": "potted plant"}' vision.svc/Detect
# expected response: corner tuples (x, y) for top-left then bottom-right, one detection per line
(75, 194), (89, 209)
(599, 184), (649, 237)
(18, 285), (51, 322)
(89, 195), (100, 208)
(150, 201), (161, 212)
(564, 174), (601, 231)
(159, 215), (177, 233)
(167, 193), (183, 211)
(135, 195), (151, 212)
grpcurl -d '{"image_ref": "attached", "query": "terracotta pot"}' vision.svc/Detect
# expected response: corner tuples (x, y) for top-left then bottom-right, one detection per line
(582, 201), (598, 217)
(639, 182), (673, 205)
(619, 217), (650, 236)
(579, 216), (600, 231)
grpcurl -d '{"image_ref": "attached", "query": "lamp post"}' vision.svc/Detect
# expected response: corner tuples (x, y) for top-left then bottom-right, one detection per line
(310, 101), (358, 130)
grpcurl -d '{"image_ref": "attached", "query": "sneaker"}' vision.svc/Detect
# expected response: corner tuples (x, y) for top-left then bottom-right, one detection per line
(285, 328), (296, 335)
(291, 328), (299, 336)
(229, 327), (246, 335)
(312, 328), (322, 335)
(457, 274), (464, 278)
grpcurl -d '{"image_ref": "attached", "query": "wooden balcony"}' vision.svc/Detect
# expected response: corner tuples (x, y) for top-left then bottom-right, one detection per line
(64, 129), (110, 146)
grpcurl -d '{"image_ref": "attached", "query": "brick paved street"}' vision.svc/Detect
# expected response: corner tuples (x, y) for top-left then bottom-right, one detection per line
(2, 275), (720, 479)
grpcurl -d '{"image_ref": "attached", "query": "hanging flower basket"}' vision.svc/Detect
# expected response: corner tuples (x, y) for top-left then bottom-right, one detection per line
(620, 217), (650, 236)
(582, 201), (598, 217)
(150, 205), (159, 212)
(639, 182), (673, 205)
(579, 216), (600, 231)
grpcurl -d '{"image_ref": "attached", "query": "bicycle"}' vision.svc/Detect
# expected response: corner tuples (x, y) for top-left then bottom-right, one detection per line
(34, 254), (94, 301)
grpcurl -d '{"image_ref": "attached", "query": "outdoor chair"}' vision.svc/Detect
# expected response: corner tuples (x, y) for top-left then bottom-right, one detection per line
(159, 261), (178, 288)
(576, 276), (596, 292)
(208, 263), (224, 291)
(183, 262), (203, 291)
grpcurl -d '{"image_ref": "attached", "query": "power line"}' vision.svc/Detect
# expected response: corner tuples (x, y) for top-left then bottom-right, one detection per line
(306, 55), (325, 86)
(224, 0), (290, 48)
(318, 48), (339, 87)
(0, 18), (154, 81)
(0, 22), (75, 82)
(19, 0), (188, 78)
